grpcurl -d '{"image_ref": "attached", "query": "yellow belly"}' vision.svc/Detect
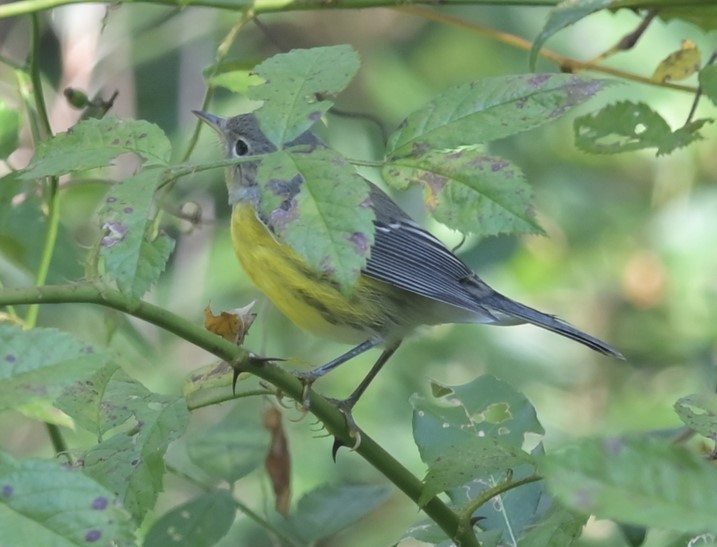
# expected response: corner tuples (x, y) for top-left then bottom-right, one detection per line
(230, 202), (391, 344)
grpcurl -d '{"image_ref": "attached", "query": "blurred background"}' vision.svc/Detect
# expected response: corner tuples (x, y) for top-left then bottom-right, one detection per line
(1, 5), (716, 545)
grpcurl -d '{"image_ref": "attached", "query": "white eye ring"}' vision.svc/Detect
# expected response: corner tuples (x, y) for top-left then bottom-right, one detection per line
(233, 138), (250, 157)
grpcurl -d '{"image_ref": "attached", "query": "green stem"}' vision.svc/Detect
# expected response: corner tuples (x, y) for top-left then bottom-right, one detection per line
(0, 283), (475, 544)
(458, 474), (543, 525)
(24, 14), (69, 458)
(187, 388), (275, 411)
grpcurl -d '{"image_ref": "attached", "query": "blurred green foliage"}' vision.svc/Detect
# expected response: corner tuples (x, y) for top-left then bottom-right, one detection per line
(1, 3), (717, 546)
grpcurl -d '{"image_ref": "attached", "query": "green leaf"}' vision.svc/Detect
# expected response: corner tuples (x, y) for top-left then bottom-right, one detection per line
(659, 7), (717, 31)
(71, 367), (189, 522)
(519, 503), (587, 546)
(383, 148), (542, 238)
(248, 46), (361, 145)
(56, 364), (144, 436)
(529, 0), (614, 69)
(386, 74), (607, 158)
(412, 375), (544, 465)
(20, 117), (171, 179)
(255, 146), (374, 292)
(674, 393), (717, 439)
(699, 64), (717, 106)
(0, 452), (135, 546)
(0, 325), (108, 412)
(574, 101), (711, 156)
(652, 41), (701, 83)
(540, 437), (717, 534)
(98, 168), (173, 298)
(419, 437), (534, 506)
(209, 69), (264, 94)
(186, 399), (270, 483)
(278, 484), (391, 543)
(144, 490), (236, 547)
(0, 101), (20, 159)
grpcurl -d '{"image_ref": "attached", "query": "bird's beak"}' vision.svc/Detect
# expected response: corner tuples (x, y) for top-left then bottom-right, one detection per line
(192, 110), (226, 133)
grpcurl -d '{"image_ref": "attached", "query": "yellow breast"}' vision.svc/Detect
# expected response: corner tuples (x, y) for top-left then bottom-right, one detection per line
(230, 202), (390, 344)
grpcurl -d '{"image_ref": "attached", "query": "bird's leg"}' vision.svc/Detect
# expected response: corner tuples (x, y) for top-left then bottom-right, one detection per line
(328, 342), (401, 449)
(295, 338), (382, 409)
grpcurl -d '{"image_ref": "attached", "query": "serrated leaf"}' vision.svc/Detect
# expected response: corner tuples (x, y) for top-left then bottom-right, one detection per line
(278, 484), (391, 543)
(0, 325), (108, 411)
(56, 364), (145, 436)
(659, 7), (717, 31)
(0, 452), (135, 546)
(419, 437), (533, 506)
(254, 146), (374, 292)
(699, 64), (717, 106)
(413, 375), (544, 465)
(143, 490), (236, 547)
(66, 367), (189, 522)
(674, 393), (717, 439)
(98, 168), (173, 298)
(519, 503), (587, 546)
(386, 75), (607, 159)
(574, 101), (711, 155)
(0, 101), (20, 159)
(248, 46), (360, 145)
(529, 0), (614, 69)
(540, 437), (717, 534)
(20, 117), (171, 180)
(186, 399), (270, 483)
(383, 148), (542, 238)
(652, 40), (701, 83)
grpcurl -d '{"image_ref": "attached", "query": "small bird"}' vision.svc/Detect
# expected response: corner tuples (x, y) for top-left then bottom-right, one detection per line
(195, 111), (623, 430)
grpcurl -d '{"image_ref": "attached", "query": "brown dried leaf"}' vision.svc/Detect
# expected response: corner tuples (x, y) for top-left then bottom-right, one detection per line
(263, 405), (291, 516)
(203, 301), (256, 345)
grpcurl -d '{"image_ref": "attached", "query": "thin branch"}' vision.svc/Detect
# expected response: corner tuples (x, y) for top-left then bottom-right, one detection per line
(396, 6), (698, 94)
(686, 47), (717, 124)
(459, 474), (543, 525)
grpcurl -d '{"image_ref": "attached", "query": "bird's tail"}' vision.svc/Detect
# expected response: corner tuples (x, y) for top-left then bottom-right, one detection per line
(480, 290), (624, 359)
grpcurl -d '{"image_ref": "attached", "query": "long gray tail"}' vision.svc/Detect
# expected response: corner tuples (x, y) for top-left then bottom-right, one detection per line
(483, 291), (624, 359)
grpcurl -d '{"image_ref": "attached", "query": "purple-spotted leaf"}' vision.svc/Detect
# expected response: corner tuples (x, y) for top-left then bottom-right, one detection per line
(248, 46), (360, 146)
(383, 148), (543, 238)
(540, 437), (717, 534)
(65, 364), (189, 523)
(98, 168), (174, 297)
(0, 325), (108, 412)
(0, 453), (134, 546)
(386, 75), (607, 159)
(254, 145), (374, 292)
(20, 117), (171, 180)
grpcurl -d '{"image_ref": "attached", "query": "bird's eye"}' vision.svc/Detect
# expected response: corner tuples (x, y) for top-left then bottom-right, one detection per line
(233, 138), (250, 157)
